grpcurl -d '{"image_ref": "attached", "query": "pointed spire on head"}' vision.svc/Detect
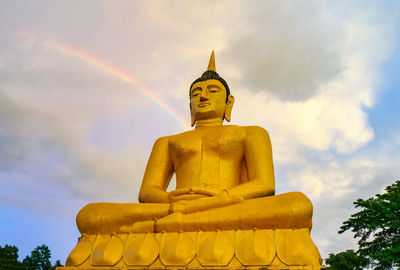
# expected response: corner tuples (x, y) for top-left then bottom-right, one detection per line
(207, 50), (216, 72)
(190, 50), (230, 103)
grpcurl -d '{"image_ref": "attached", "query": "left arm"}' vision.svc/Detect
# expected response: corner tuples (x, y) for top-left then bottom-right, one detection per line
(227, 126), (275, 199)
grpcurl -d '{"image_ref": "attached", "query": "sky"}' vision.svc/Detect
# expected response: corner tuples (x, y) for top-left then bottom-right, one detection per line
(1, 0), (400, 265)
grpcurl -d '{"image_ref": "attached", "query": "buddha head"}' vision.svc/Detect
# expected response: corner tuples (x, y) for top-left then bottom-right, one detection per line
(189, 51), (235, 126)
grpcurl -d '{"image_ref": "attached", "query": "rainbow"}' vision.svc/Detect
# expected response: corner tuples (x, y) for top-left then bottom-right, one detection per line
(15, 30), (191, 129)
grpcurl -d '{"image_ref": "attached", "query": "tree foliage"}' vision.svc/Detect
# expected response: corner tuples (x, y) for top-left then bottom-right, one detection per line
(339, 180), (400, 269)
(22, 245), (52, 270)
(0, 244), (62, 270)
(0, 245), (24, 269)
(325, 249), (368, 270)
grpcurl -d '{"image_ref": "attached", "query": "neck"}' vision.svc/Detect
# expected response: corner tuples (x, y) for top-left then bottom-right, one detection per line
(195, 118), (223, 129)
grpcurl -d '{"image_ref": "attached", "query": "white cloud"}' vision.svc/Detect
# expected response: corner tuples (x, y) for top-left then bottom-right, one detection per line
(226, 1), (397, 161)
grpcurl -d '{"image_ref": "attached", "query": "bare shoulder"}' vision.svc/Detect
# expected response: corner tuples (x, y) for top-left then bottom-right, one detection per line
(156, 129), (196, 146)
(238, 126), (271, 147)
(153, 135), (173, 146)
(239, 126), (273, 155)
(242, 125), (271, 138)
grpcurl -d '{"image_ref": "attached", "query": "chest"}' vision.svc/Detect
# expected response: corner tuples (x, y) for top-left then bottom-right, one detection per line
(169, 126), (244, 159)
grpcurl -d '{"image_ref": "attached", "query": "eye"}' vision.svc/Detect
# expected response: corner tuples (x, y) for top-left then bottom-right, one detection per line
(191, 91), (201, 97)
(210, 90), (218, 93)
(191, 88), (202, 97)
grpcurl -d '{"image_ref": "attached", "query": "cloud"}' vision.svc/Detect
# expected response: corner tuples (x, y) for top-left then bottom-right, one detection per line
(0, 30), (158, 206)
(287, 157), (382, 198)
(229, 1), (397, 157)
(223, 1), (397, 101)
(224, 1), (342, 101)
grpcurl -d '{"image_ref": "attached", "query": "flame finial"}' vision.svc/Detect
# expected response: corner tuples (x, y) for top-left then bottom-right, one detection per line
(207, 50), (216, 72)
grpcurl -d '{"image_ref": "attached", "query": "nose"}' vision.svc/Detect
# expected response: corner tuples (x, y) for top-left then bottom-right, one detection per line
(200, 89), (209, 100)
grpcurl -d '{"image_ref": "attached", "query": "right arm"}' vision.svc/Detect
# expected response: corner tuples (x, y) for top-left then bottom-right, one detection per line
(138, 136), (173, 203)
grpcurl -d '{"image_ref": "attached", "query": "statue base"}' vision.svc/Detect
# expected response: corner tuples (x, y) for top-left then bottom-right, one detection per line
(60, 228), (322, 269)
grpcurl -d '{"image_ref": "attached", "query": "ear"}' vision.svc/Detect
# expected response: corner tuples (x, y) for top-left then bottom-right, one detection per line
(224, 95), (234, 122)
(190, 103), (196, 127)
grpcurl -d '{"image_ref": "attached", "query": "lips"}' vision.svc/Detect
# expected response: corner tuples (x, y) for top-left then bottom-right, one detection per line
(198, 103), (210, 107)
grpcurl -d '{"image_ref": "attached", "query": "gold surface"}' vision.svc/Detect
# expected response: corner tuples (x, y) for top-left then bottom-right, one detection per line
(91, 234), (124, 266)
(207, 50), (216, 71)
(64, 229), (321, 269)
(65, 235), (91, 266)
(159, 232), (196, 266)
(235, 229), (275, 265)
(64, 51), (322, 269)
(197, 230), (235, 266)
(123, 233), (159, 266)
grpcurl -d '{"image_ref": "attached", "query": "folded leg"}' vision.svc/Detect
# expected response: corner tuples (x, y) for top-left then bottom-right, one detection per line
(76, 202), (169, 234)
(154, 192), (312, 232)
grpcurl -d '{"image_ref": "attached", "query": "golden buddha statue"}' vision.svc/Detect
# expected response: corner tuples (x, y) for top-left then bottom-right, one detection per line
(63, 51), (322, 270)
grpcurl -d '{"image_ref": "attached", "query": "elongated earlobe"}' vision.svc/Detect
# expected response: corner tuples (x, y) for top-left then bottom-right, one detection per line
(190, 103), (196, 127)
(224, 95), (234, 122)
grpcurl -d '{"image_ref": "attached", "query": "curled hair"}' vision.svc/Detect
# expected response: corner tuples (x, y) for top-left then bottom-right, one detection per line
(190, 71), (230, 103)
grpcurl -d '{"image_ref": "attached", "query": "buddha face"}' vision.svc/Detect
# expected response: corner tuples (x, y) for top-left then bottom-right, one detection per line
(190, 79), (234, 126)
